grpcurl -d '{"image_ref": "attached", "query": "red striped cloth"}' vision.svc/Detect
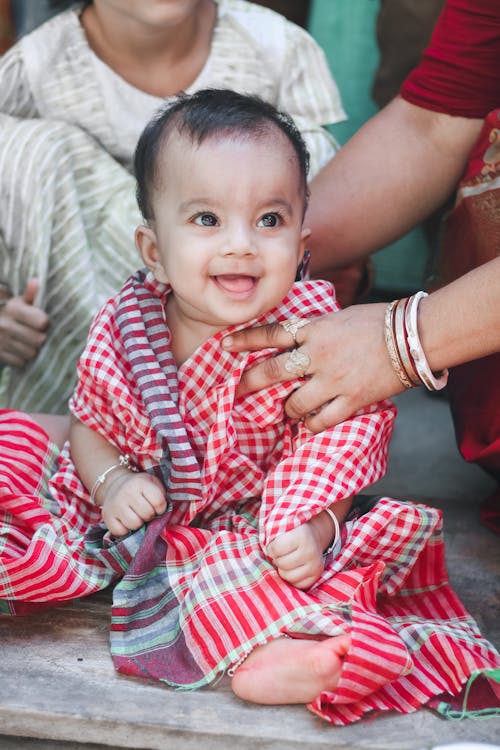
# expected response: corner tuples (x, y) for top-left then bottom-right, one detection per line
(1, 273), (499, 723)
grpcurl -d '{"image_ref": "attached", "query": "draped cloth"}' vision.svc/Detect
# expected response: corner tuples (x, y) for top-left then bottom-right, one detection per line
(1, 275), (499, 724)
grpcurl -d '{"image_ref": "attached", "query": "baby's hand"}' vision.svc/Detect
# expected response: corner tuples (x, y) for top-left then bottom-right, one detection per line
(100, 471), (167, 537)
(267, 520), (325, 590)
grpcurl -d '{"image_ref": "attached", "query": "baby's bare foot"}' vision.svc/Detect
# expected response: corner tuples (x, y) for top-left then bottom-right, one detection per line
(230, 633), (350, 704)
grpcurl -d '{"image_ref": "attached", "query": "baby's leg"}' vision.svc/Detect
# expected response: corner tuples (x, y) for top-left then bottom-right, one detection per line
(230, 633), (350, 705)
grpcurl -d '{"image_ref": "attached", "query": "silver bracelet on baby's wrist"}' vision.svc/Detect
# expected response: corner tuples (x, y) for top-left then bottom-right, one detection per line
(323, 506), (340, 556)
(90, 454), (133, 505)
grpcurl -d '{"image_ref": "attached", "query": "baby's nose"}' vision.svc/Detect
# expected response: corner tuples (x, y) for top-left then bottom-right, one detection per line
(223, 225), (256, 256)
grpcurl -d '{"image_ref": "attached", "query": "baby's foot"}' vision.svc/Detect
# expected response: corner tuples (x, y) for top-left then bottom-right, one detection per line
(230, 633), (350, 704)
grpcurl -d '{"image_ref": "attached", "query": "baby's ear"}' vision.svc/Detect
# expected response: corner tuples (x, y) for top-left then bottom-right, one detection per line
(298, 226), (311, 263)
(135, 224), (168, 283)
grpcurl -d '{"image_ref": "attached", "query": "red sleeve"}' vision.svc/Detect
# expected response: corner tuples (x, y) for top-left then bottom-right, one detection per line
(400, 0), (500, 118)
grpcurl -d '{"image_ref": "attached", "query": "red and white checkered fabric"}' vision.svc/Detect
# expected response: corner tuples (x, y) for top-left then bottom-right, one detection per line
(1, 273), (499, 724)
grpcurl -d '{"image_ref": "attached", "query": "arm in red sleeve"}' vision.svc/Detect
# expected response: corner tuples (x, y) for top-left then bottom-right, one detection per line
(401, 0), (500, 117)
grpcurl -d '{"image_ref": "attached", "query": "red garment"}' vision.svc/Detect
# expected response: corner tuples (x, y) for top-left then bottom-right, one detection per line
(401, 0), (500, 117)
(448, 355), (500, 477)
(402, 4), (500, 532)
(0, 277), (395, 610)
(433, 109), (500, 529)
(70, 276), (393, 542)
(2, 273), (499, 723)
(0, 0), (14, 55)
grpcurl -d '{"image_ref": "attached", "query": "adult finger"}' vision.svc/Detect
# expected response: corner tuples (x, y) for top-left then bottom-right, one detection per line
(235, 348), (297, 398)
(277, 372), (336, 422)
(0, 348), (37, 368)
(222, 321), (293, 353)
(301, 395), (360, 433)
(0, 316), (47, 365)
(292, 375), (404, 433)
(10, 295), (49, 330)
(6, 318), (46, 348)
(228, 316), (333, 398)
(0, 328), (44, 366)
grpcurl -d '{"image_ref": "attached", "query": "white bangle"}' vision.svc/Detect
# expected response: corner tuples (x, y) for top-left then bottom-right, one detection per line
(405, 292), (449, 391)
(323, 506), (341, 555)
(90, 454), (132, 505)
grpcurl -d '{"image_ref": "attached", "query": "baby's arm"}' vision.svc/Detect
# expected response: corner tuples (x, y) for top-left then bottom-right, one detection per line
(70, 417), (167, 536)
(266, 496), (352, 590)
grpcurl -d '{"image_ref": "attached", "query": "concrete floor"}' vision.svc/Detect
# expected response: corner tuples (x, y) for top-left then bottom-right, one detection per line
(0, 388), (499, 750)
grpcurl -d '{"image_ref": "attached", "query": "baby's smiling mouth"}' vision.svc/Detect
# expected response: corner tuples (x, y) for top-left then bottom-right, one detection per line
(212, 274), (257, 295)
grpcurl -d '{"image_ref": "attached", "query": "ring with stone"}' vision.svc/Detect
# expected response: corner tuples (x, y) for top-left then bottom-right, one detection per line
(284, 349), (311, 378)
(280, 316), (310, 345)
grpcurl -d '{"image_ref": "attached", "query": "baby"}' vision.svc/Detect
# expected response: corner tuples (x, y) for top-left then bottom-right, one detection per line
(3, 90), (495, 723)
(70, 88), (354, 704)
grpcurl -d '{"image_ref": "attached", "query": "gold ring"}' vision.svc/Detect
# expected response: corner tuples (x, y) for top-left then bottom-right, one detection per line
(284, 349), (311, 378)
(280, 316), (310, 345)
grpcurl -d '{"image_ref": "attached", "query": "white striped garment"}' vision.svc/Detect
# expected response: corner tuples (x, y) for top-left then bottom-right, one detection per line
(0, 0), (345, 413)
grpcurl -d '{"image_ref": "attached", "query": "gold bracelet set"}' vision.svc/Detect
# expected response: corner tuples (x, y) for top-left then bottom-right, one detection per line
(384, 291), (448, 392)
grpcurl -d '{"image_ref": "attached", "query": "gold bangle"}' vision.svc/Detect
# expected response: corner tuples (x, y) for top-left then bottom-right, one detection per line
(393, 298), (420, 386)
(384, 300), (414, 389)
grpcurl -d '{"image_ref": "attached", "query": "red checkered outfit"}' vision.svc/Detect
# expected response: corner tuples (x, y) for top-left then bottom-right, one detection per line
(1, 272), (498, 724)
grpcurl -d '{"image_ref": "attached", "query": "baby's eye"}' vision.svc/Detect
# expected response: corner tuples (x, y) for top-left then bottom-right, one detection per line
(194, 213), (218, 226)
(258, 213), (281, 228)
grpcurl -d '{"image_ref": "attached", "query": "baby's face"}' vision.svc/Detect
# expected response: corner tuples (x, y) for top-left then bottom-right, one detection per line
(138, 129), (309, 336)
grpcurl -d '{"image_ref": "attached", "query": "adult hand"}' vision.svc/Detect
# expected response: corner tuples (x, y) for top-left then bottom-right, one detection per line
(222, 303), (405, 433)
(0, 279), (49, 367)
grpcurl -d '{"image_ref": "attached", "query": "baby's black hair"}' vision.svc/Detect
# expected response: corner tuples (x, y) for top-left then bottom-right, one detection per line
(134, 88), (310, 222)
